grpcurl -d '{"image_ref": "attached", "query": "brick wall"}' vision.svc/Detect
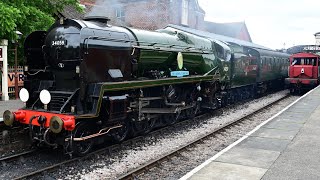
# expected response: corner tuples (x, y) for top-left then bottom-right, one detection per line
(84, 0), (205, 31)
(122, 0), (170, 30)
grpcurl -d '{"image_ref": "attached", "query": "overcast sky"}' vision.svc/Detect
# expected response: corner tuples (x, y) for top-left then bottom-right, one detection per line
(198, 0), (320, 49)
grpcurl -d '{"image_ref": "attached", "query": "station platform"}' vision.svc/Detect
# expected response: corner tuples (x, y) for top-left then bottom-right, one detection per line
(180, 85), (320, 180)
(0, 100), (24, 122)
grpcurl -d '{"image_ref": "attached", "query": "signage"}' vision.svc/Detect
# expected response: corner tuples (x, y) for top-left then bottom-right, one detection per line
(170, 71), (189, 77)
(303, 46), (320, 51)
(8, 72), (24, 87)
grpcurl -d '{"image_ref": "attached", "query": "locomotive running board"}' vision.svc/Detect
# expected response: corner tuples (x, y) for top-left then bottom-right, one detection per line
(140, 104), (194, 114)
(77, 75), (220, 119)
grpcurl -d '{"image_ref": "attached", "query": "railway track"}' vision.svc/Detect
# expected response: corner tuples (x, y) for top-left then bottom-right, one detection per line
(11, 136), (152, 180)
(0, 126), (31, 157)
(0, 149), (38, 165)
(116, 94), (291, 180)
(9, 93), (291, 180)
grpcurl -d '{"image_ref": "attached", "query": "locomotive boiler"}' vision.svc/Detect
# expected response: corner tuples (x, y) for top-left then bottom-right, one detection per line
(2, 17), (289, 156)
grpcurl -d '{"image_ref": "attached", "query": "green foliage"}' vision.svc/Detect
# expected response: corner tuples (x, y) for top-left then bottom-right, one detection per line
(0, 0), (81, 64)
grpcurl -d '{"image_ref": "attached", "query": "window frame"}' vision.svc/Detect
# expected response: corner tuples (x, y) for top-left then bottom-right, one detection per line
(115, 7), (125, 19)
(181, 0), (189, 25)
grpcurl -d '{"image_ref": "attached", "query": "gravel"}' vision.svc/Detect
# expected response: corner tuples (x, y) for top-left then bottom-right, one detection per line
(54, 90), (295, 180)
(138, 95), (299, 179)
(0, 91), (295, 179)
(0, 149), (66, 179)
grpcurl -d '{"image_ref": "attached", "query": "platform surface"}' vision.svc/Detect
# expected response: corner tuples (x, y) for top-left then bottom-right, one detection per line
(180, 86), (320, 180)
(0, 99), (23, 122)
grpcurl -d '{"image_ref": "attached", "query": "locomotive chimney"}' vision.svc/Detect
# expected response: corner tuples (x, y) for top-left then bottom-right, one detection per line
(83, 16), (110, 25)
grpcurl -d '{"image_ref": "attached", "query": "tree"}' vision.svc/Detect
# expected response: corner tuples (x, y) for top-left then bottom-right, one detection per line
(0, 0), (82, 64)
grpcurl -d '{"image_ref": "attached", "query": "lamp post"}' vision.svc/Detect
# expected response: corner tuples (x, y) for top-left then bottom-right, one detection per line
(13, 31), (22, 99)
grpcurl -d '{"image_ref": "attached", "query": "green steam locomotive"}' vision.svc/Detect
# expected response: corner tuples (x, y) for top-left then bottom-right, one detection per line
(3, 17), (289, 156)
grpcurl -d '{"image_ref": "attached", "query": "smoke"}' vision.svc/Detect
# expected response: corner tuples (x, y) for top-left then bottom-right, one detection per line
(85, 0), (121, 18)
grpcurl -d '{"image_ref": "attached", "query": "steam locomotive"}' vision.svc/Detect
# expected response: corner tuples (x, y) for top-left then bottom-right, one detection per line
(2, 17), (289, 156)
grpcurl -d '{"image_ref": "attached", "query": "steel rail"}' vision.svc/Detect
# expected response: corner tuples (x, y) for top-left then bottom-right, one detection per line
(12, 105), (215, 179)
(0, 149), (38, 164)
(12, 137), (145, 180)
(116, 94), (291, 180)
(12, 94), (290, 180)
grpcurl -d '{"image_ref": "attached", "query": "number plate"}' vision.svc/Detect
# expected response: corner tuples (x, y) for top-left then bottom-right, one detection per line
(51, 40), (66, 46)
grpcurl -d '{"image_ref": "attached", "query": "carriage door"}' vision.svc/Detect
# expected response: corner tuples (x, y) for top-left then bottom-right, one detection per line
(246, 48), (260, 83)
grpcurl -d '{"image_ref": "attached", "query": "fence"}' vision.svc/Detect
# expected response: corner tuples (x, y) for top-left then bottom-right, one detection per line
(0, 66), (24, 96)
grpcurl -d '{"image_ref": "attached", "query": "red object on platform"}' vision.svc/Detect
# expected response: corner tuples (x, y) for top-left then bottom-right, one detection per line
(285, 52), (320, 86)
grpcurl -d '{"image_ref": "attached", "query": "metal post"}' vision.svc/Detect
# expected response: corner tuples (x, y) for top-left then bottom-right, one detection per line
(14, 43), (18, 99)
(0, 39), (9, 101)
(13, 31), (22, 99)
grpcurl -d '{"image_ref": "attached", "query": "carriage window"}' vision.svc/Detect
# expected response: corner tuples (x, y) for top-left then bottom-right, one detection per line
(292, 58), (317, 65)
(292, 58), (299, 65)
(250, 57), (256, 65)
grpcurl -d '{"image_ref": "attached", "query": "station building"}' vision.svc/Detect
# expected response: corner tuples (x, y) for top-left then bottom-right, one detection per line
(58, 0), (252, 42)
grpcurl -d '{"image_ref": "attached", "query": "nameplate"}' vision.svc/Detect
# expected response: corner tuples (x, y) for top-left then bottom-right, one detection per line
(170, 71), (189, 77)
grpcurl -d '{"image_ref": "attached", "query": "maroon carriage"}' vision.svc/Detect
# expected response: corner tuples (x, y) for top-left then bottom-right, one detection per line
(285, 52), (320, 93)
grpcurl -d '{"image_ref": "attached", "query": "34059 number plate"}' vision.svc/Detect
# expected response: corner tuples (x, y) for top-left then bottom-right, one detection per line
(51, 40), (66, 46)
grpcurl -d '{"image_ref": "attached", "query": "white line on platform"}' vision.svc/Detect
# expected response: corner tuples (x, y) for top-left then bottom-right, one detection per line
(179, 86), (319, 180)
